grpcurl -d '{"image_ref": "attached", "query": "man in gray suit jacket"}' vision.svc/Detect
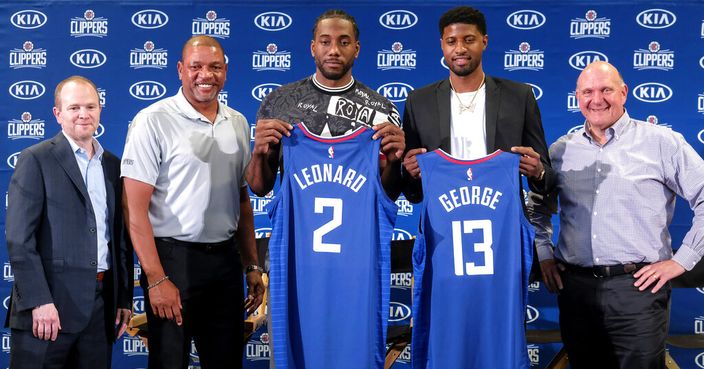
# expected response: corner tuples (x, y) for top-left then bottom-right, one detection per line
(402, 6), (554, 203)
(5, 76), (133, 369)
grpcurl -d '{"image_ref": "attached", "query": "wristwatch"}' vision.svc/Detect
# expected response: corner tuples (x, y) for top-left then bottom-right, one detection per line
(245, 264), (264, 274)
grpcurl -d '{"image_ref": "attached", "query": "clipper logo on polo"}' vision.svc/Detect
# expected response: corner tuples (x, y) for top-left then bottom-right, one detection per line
(633, 42), (674, 71)
(122, 336), (149, 356)
(696, 352), (704, 369)
(695, 316), (704, 334)
(392, 228), (413, 241)
(698, 93), (704, 115)
(9, 41), (47, 69)
(251, 83), (281, 102)
(391, 272), (412, 289)
(251, 191), (274, 216)
(379, 10), (418, 30)
(9, 80), (45, 100)
(70, 10), (108, 37)
(636, 9), (676, 29)
(245, 333), (271, 361)
(632, 82), (672, 103)
(93, 123), (105, 138)
(570, 10), (610, 39)
(377, 42), (416, 71)
(377, 82), (413, 103)
(645, 115), (671, 128)
(8, 112), (45, 140)
(7, 152), (20, 169)
(506, 10), (546, 30)
(389, 302), (411, 322)
(254, 12), (292, 31)
(527, 83), (543, 100)
(2, 333), (10, 353)
(527, 344), (540, 366)
(70, 49), (107, 69)
(504, 42), (544, 71)
(255, 227), (272, 239)
(98, 87), (106, 107)
(396, 194), (413, 216)
(3, 263), (13, 282)
(252, 43), (291, 71)
(132, 9), (168, 29)
(130, 41), (168, 69)
(129, 81), (166, 100)
(192, 10), (230, 38)
(526, 305), (540, 323)
(218, 91), (228, 106)
(569, 51), (608, 71)
(11, 10), (47, 29)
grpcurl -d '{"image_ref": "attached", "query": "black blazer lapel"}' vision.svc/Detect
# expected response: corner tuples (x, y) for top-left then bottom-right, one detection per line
(484, 76), (500, 152)
(435, 80), (452, 153)
(50, 133), (90, 202)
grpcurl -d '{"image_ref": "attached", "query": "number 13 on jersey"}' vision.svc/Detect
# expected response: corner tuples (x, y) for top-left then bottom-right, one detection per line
(452, 219), (494, 276)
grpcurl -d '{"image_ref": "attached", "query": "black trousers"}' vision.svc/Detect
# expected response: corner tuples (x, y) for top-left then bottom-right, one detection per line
(10, 280), (111, 369)
(144, 238), (244, 369)
(558, 268), (670, 369)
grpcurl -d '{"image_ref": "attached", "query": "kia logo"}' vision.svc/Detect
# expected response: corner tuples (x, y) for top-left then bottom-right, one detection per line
(251, 83), (281, 102)
(254, 12), (292, 31)
(379, 10), (418, 30)
(526, 305), (540, 324)
(632, 82), (673, 103)
(376, 82), (414, 103)
(3, 296), (10, 310)
(11, 10), (47, 29)
(568, 51), (608, 70)
(695, 352), (704, 368)
(129, 81), (167, 100)
(93, 123), (105, 138)
(389, 302), (411, 322)
(132, 295), (145, 314)
(699, 56), (704, 70)
(131, 9), (169, 29)
(70, 49), (107, 69)
(506, 10), (546, 30)
(698, 129), (704, 145)
(7, 152), (21, 169)
(9, 80), (46, 100)
(440, 56), (449, 70)
(636, 9), (676, 29)
(526, 83), (543, 100)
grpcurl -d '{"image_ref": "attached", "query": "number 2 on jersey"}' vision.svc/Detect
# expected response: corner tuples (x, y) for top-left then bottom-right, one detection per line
(452, 219), (494, 276)
(313, 197), (342, 253)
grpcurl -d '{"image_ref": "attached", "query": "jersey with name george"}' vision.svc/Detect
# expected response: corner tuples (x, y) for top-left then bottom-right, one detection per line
(412, 149), (534, 369)
(267, 123), (397, 369)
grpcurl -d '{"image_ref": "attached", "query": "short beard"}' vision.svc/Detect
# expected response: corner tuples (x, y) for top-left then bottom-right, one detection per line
(315, 59), (354, 81)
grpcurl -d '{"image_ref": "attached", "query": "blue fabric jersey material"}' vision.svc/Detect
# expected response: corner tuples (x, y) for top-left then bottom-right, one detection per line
(267, 123), (397, 369)
(412, 149), (534, 369)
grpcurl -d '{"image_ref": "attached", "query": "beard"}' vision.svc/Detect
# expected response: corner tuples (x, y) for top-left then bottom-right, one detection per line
(315, 58), (355, 81)
(447, 58), (480, 77)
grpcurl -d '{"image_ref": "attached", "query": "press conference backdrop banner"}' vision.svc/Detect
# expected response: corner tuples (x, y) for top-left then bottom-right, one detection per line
(1, 1), (703, 368)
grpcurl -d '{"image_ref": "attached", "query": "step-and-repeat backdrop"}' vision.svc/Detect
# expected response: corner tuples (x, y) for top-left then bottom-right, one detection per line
(1, 1), (703, 368)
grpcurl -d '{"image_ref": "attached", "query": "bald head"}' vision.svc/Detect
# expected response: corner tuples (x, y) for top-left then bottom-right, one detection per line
(575, 61), (628, 130)
(577, 61), (624, 90)
(181, 36), (225, 62)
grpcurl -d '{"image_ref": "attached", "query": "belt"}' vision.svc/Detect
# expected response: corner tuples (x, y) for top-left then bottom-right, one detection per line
(156, 237), (234, 252)
(97, 271), (105, 281)
(563, 262), (649, 278)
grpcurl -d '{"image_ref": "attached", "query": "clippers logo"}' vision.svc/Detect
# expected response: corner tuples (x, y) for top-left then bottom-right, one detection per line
(526, 83), (543, 100)
(254, 12), (292, 31)
(70, 49), (107, 69)
(377, 42), (416, 71)
(527, 344), (540, 366)
(395, 345), (411, 364)
(466, 168), (473, 181)
(11, 10), (47, 29)
(70, 9), (108, 37)
(636, 9), (676, 29)
(3, 262), (13, 282)
(255, 227), (272, 239)
(504, 42), (544, 71)
(251, 191), (274, 216)
(645, 115), (671, 128)
(377, 82), (414, 103)
(507, 10), (546, 30)
(192, 10), (230, 39)
(251, 83), (281, 102)
(9, 41), (47, 69)
(567, 92), (580, 113)
(2, 333), (10, 354)
(696, 352), (704, 369)
(632, 82), (672, 103)
(252, 43), (291, 72)
(8, 112), (45, 140)
(7, 152), (21, 169)
(130, 41), (168, 69)
(122, 336), (149, 356)
(695, 316), (704, 334)
(245, 333), (271, 361)
(327, 146), (335, 159)
(570, 10), (611, 39)
(526, 305), (540, 324)
(569, 50), (608, 70)
(132, 9), (168, 29)
(390, 272), (412, 289)
(389, 301), (411, 322)
(392, 228), (413, 241)
(134, 263), (142, 286)
(698, 93), (704, 115)
(379, 10), (418, 30)
(98, 87), (106, 107)
(93, 123), (105, 138)
(396, 195), (413, 217)
(129, 81), (166, 100)
(633, 41), (674, 71)
(218, 91), (228, 106)
(9, 80), (45, 100)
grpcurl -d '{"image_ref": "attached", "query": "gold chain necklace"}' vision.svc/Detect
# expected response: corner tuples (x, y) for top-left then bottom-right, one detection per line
(449, 74), (485, 114)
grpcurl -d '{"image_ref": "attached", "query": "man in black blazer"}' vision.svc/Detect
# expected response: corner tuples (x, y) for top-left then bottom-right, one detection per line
(402, 6), (554, 203)
(5, 76), (133, 369)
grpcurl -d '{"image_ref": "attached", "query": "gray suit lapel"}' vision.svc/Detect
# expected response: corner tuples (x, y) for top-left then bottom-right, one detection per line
(50, 133), (90, 201)
(485, 76), (500, 152)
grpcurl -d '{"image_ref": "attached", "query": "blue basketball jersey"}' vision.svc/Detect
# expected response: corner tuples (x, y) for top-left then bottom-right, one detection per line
(411, 150), (534, 369)
(267, 123), (397, 369)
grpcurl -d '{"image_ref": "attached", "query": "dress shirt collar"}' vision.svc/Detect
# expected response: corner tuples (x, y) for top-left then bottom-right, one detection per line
(62, 130), (104, 161)
(582, 110), (631, 144)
